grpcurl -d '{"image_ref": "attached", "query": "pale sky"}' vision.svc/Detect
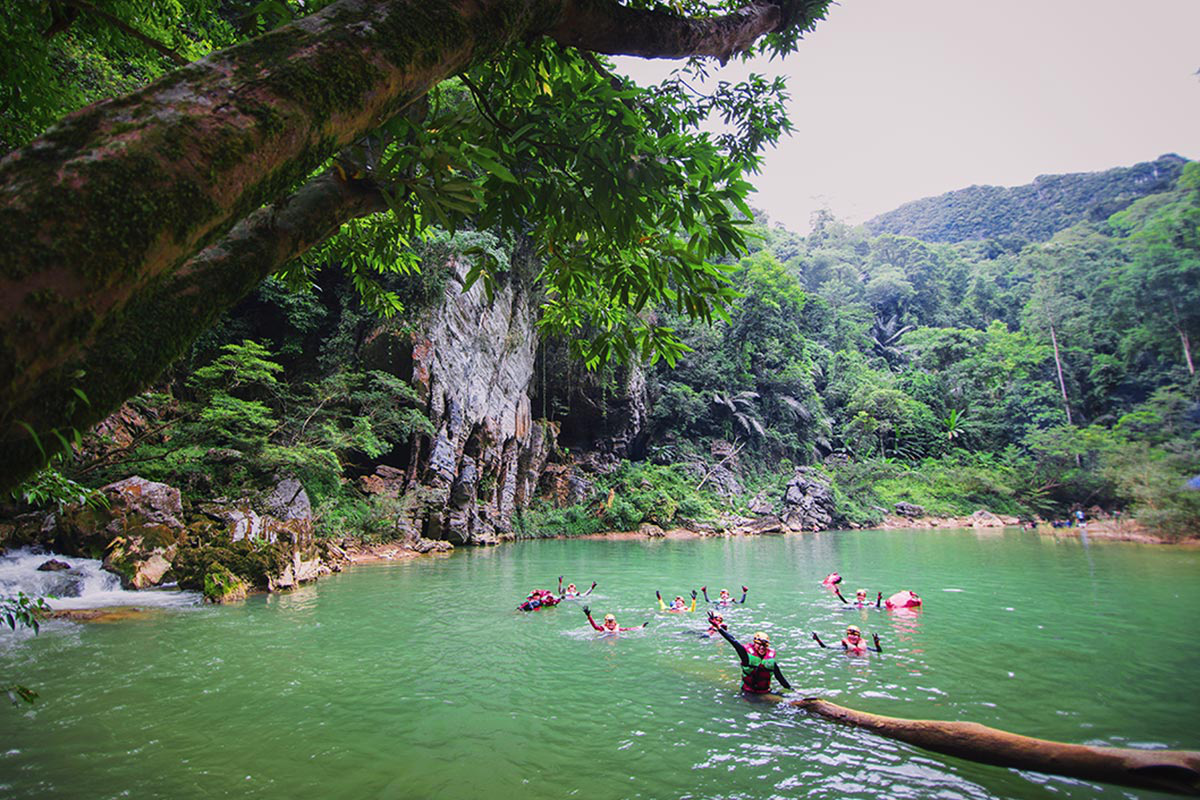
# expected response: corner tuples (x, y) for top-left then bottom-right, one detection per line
(614, 0), (1200, 234)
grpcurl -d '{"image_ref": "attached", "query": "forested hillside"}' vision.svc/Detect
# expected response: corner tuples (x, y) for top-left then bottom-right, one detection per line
(865, 154), (1187, 244)
(1, 0), (1195, 549)
(613, 161), (1199, 536)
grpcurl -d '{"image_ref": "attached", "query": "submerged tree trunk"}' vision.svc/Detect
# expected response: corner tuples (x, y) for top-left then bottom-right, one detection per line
(791, 698), (1200, 797)
(0, 0), (821, 493)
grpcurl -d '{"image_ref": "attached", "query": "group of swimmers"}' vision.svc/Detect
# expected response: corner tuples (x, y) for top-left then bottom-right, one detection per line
(519, 570), (921, 697)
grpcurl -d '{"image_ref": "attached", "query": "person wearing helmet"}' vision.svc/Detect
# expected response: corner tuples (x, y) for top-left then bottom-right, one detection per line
(518, 588), (560, 612)
(583, 606), (648, 635)
(656, 589), (697, 612)
(710, 613), (792, 695)
(701, 585), (748, 608)
(558, 575), (597, 600)
(833, 587), (882, 608)
(811, 624), (882, 654)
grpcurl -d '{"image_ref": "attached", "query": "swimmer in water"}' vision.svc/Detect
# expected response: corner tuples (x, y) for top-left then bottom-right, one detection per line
(710, 615), (792, 695)
(884, 589), (922, 609)
(701, 612), (728, 638)
(834, 587), (882, 608)
(518, 588), (561, 611)
(701, 585), (748, 607)
(822, 572), (843, 593)
(583, 606), (648, 634)
(558, 576), (597, 599)
(811, 624), (882, 654)
(656, 589), (697, 613)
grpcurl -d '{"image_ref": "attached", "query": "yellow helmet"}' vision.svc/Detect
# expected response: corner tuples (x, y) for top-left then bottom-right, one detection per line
(846, 625), (861, 634)
(752, 631), (770, 643)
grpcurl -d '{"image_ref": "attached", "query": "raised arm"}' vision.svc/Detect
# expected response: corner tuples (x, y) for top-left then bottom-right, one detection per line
(583, 606), (604, 632)
(738, 585), (749, 604)
(876, 591), (883, 609)
(701, 586), (711, 603)
(656, 590), (666, 611)
(871, 633), (883, 653)
(559, 575), (564, 594)
(772, 663), (792, 691)
(833, 587), (849, 605)
(688, 590), (697, 612)
(811, 631), (828, 649)
(582, 581), (597, 597)
(714, 616), (750, 666)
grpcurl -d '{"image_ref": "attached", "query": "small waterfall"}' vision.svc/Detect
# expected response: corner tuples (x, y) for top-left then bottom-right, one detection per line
(0, 547), (200, 610)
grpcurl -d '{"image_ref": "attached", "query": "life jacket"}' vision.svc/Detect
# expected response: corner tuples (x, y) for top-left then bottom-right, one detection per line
(520, 598), (541, 612)
(885, 590), (921, 609)
(741, 647), (777, 693)
(842, 636), (867, 654)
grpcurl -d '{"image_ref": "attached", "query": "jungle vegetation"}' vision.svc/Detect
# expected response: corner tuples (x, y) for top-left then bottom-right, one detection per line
(1, 2), (1197, 540)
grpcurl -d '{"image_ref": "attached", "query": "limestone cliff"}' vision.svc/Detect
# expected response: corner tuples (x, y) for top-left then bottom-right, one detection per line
(361, 256), (557, 545)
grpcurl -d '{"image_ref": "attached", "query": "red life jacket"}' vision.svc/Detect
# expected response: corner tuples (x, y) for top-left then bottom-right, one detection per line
(741, 647), (777, 693)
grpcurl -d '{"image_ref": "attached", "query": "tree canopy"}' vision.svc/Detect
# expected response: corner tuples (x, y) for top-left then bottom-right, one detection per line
(0, 0), (833, 492)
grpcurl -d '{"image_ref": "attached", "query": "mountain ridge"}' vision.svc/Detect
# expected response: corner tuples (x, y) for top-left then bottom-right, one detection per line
(864, 153), (1189, 244)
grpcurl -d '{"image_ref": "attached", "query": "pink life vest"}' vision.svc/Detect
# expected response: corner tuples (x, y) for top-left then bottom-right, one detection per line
(885, 590), (921, 609)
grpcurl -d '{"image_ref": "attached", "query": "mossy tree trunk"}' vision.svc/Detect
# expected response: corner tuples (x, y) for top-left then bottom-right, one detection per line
(0, 0), (815, 493)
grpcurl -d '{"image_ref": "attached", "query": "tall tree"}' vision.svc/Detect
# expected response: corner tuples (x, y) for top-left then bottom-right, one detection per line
(0, 0), (832, 493)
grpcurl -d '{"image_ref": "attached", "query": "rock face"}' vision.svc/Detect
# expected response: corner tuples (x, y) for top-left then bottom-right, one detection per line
(894, 502), (925, 518)
(779, 468), (837, 532)
(49, 476), (189, 589)
(367, 257), (556, 546)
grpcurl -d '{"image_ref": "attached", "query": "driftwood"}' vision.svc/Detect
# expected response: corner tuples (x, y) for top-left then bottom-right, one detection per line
(790, 697), (1200, 796)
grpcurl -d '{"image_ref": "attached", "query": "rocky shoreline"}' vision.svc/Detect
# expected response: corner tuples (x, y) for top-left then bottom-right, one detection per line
(4, 471), (1189, 619)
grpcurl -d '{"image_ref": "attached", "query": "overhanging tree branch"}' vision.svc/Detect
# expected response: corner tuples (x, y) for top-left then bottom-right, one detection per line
(0, 0), (830, 493)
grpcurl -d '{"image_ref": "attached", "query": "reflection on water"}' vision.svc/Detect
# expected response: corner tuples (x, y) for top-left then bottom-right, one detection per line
(1, 529), (1197, 800)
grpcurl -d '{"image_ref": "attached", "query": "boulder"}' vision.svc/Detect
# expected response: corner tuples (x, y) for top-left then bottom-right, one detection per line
(638, 522), (666, 538)
(780, 468), (837, 532)
(203, 563), (248, 604)
(894, 502), (925, 518)
(731, 516), (787, 536)
(36, 559), (72, 572)
(53, 476), (188, 588)
(748, 492), (776, 515)
(265, 477), (311, 523)
(970, 509), (1005, 528)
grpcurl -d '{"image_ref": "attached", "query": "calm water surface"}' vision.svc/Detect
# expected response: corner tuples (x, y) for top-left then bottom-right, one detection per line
(2, 529), (1198, 799)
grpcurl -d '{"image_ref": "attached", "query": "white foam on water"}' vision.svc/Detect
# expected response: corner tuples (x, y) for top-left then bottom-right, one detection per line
(0, 547), (200, 610)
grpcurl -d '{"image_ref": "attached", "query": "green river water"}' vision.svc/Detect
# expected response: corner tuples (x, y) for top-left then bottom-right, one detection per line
(2, 529), (1199, 799)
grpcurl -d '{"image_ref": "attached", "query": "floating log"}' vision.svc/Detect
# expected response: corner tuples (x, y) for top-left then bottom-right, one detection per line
(790, 697), (1200, 796)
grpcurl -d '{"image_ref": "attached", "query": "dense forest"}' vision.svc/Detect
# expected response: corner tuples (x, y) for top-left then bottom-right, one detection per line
(1, 0), (1197, 562)
(13, 155), (1199, 547)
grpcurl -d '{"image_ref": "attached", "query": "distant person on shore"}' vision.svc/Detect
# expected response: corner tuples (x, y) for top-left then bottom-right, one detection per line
(701, 586), (748, 607)
(711, 614), (792, 696)
(834, 587), (882, 608)
(558, 576), (596, 599)
(1074, 508), (1086, 527)
(657, 590), (697, 613)
(811, 625), (882, 655)
(583, 606), (647, 635)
